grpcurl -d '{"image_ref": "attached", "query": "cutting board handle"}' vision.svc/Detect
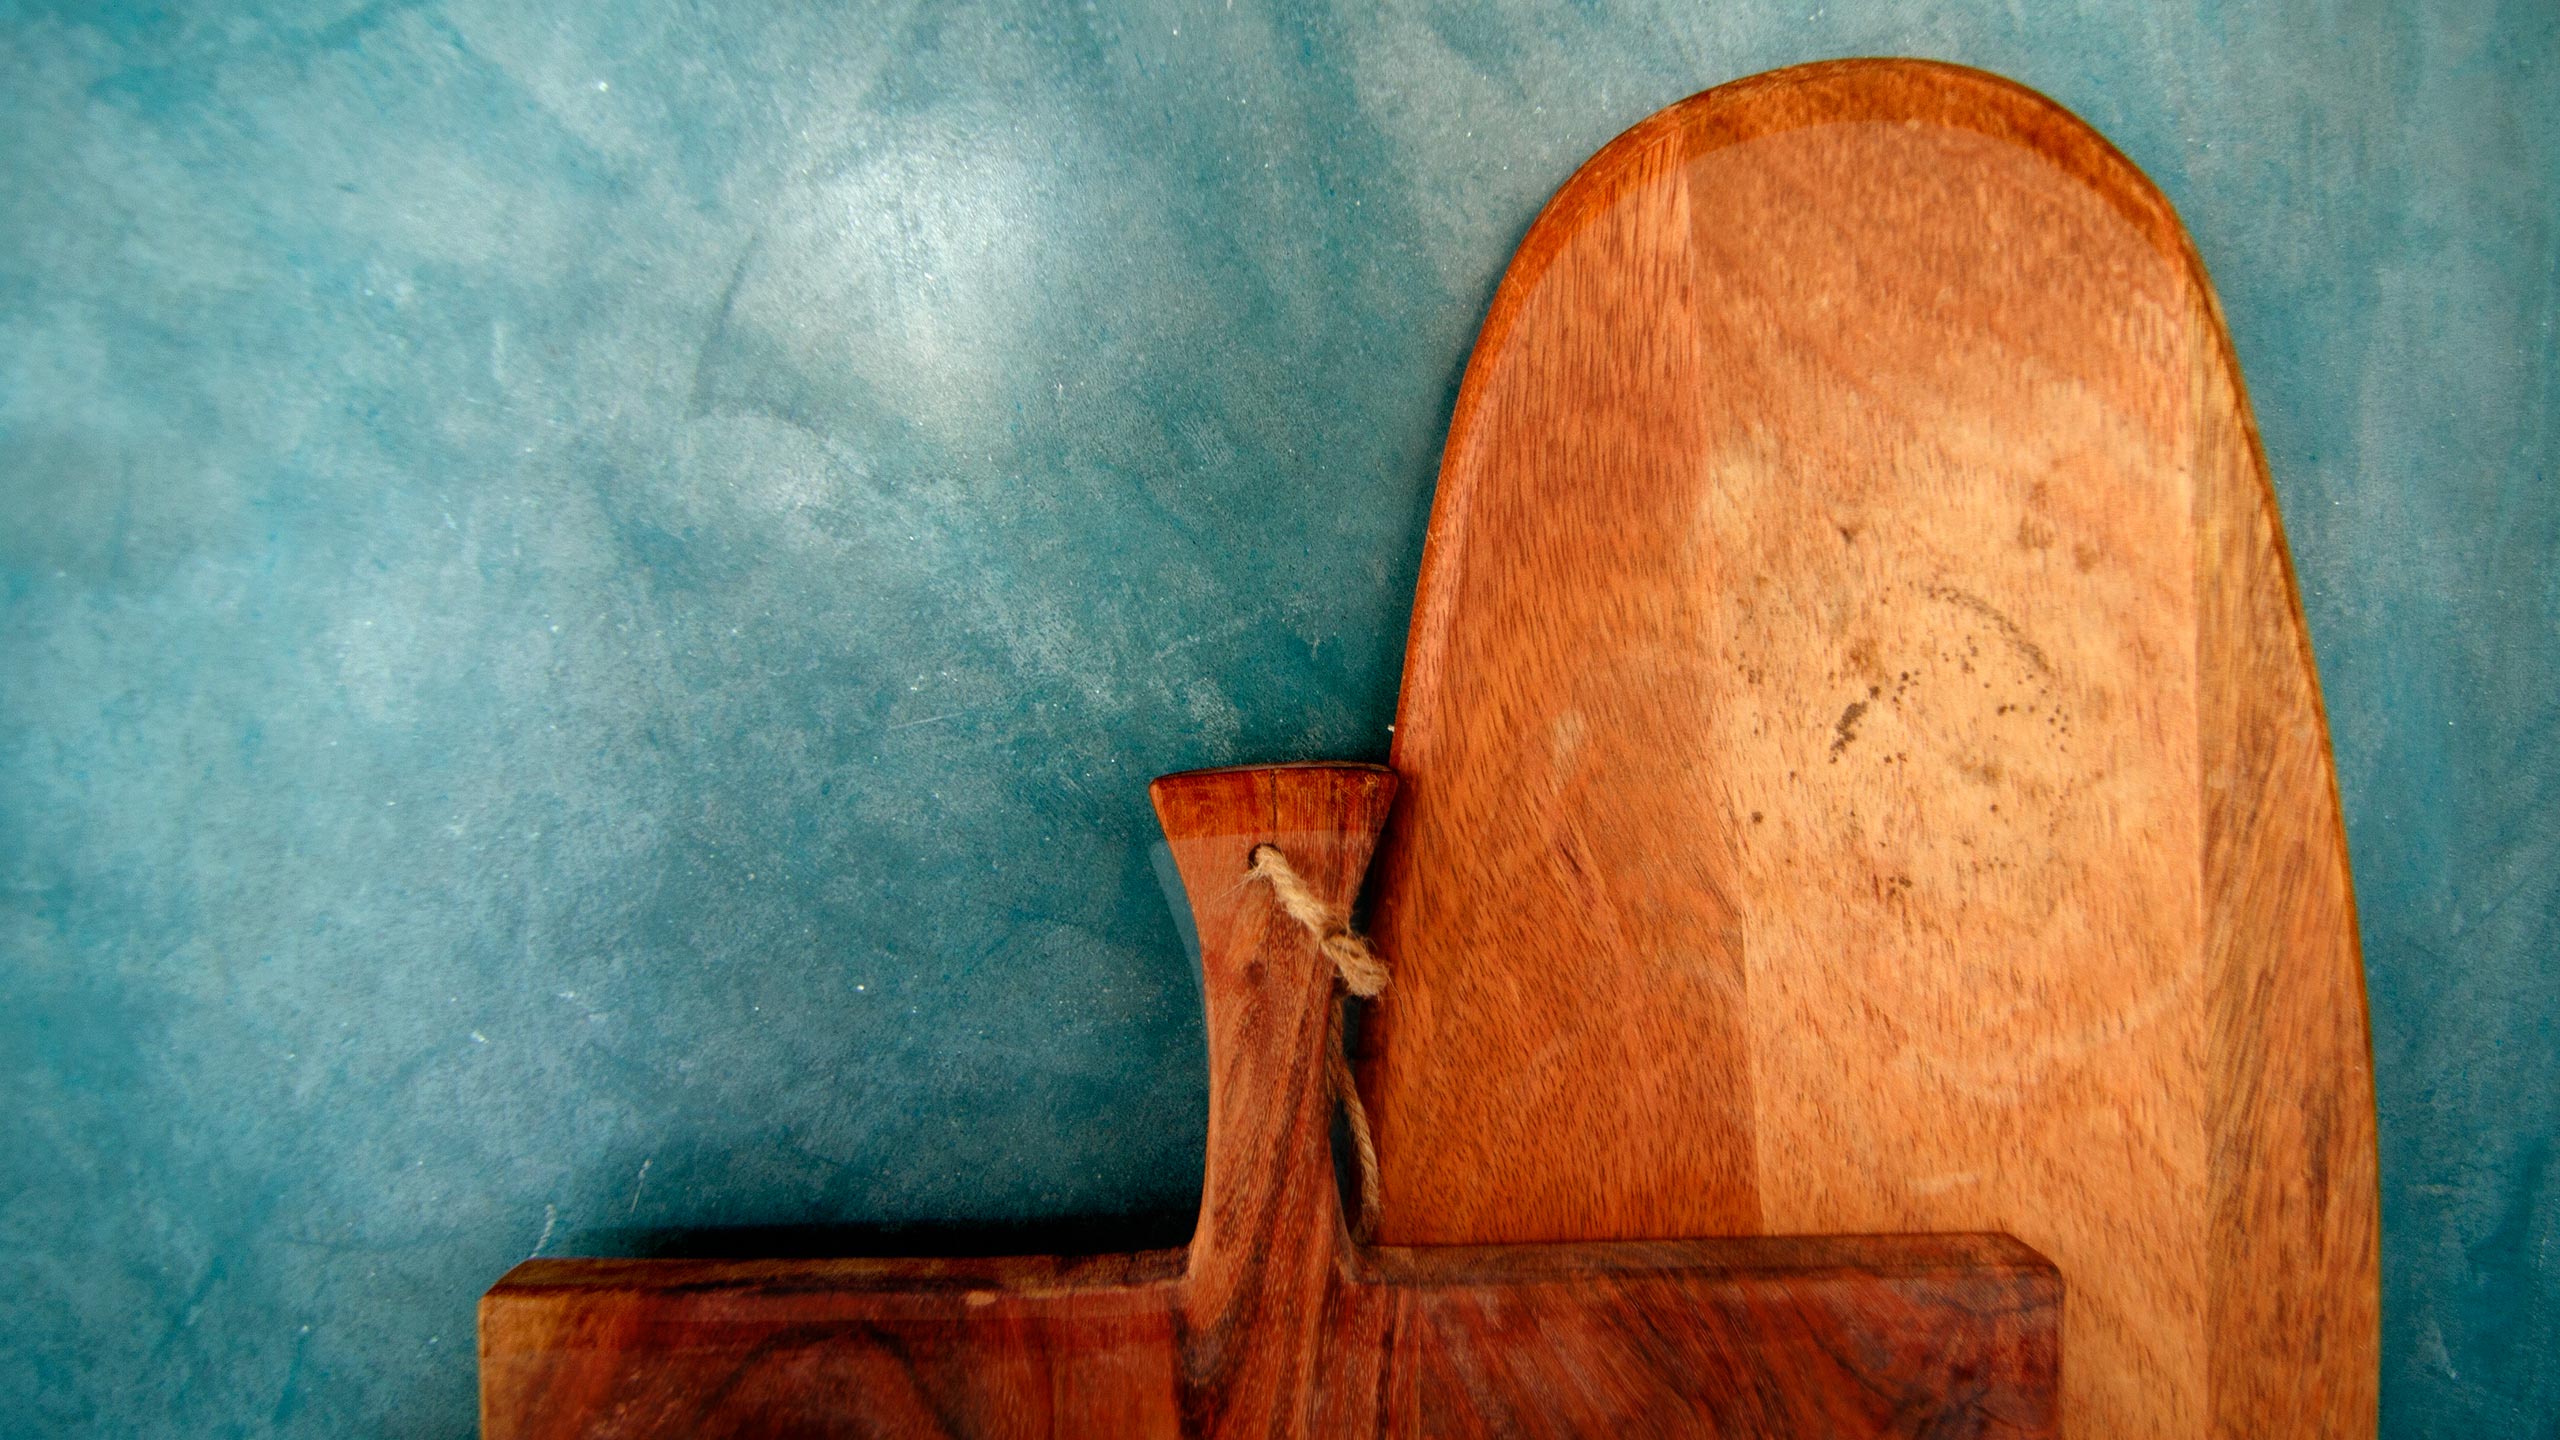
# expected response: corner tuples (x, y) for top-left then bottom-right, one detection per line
(1149, 762), (1396, 1424)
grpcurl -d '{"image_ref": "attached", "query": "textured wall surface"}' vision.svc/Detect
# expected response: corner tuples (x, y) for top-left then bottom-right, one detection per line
(2, 2), (2551, 1435)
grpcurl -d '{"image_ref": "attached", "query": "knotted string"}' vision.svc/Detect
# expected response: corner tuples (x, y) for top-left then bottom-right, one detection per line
(1245, 843), (1385, 1242)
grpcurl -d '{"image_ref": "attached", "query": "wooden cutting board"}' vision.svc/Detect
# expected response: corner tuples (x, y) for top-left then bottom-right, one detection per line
(1360, 57), (2378, 1440)
(480, 58), (2374, 1438)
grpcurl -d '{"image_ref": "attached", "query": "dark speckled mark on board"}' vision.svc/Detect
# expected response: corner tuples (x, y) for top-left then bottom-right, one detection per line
(1920, 582), (2053, 677)
(1830, 699), (1869, 759)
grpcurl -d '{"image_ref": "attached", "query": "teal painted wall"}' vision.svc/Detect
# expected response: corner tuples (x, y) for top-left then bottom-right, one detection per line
(2, 2), (2551, 1433)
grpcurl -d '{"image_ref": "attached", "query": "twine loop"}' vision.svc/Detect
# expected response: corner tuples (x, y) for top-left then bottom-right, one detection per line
(1246, 843), (1385, 1242)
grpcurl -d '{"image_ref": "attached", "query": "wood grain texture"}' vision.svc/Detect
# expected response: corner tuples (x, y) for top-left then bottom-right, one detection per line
(482, 1252), (1189, 1439)
(481, 762), (2061, 1437)
(482, 1236), (2058, 1439)
(1362, 58), (2376, 1439)
(1374, 1233), (2055, 1438)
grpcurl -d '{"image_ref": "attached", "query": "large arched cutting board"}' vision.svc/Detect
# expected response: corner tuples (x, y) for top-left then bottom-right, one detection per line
(1361, 60), (2378, 1439)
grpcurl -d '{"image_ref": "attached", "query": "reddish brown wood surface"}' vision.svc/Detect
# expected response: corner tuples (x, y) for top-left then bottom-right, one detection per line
(481, 763), (2060, 1437)
(1361, 58), (2377, 1440)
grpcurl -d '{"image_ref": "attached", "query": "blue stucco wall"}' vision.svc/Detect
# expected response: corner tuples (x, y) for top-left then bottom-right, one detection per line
(2, 2), (2551, 1434)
